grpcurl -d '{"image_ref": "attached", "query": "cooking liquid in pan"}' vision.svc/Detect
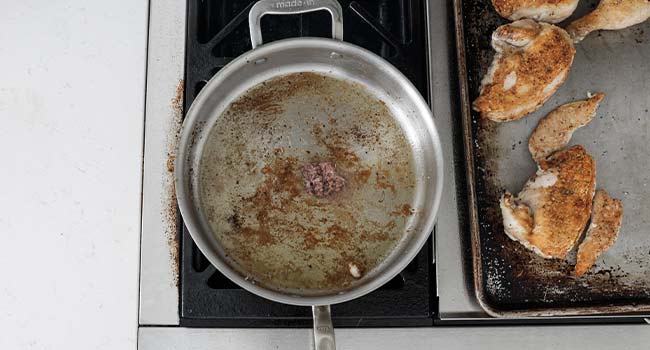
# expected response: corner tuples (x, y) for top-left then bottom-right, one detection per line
(198, 72), (418, 294)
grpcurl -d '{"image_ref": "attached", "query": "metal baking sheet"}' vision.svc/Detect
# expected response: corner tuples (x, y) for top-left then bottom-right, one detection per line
(454, 0), (650, 316)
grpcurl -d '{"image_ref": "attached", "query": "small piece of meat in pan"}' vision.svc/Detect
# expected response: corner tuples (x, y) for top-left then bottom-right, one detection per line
(574, 189), (623, 276)
(348, 262), (363, 279)
(302, 162), (346, 197)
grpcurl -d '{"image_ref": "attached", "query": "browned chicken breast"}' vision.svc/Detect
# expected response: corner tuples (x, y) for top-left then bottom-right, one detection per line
(574, 189), (623, 276)
(567, 0), (650, 43)
(500, 145), (596, 259)
(529, 93), (605, 162)
(492, 0), (579, 23)
(473, 20), (575, 122)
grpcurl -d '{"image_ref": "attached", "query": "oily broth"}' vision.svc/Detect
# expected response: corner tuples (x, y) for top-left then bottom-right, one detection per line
(198, 72), (418, 293)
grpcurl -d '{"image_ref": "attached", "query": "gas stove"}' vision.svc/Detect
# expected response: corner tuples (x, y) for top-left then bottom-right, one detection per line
(138, 0), (650, 347)
(139, 0), (461, 327)
(180, 0), (433, 328)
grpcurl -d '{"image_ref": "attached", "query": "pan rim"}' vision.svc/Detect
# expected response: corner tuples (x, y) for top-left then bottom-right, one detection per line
(175, 37), (444, 306)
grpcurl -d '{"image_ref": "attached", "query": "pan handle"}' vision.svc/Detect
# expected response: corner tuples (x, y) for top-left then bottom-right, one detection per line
(312, 305), (336, 350)
(248, 0), (344, 49)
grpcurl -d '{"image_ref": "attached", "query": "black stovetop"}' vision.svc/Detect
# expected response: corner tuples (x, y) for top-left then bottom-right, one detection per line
(180, 0), (434, 327)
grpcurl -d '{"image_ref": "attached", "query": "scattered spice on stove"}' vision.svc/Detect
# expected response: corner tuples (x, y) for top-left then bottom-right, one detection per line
(166, 153), (176, 173)
(302, 162), (346, 197)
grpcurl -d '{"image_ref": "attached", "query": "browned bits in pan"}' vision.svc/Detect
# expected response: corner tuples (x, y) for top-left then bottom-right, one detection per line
(198, 72), (418, 292)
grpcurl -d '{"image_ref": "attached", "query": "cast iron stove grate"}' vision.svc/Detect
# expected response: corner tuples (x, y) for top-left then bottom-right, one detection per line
(180, 0), (434, 327)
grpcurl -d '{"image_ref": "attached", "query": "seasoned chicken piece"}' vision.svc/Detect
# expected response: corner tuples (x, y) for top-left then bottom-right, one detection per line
(500, 145), (596, 259)
(492, 0), (579, 23)
(529, 93), (605, 162)
(567, 0), (650, 42)
(473, 20), (575, 122)
(574, 189), (623, 276)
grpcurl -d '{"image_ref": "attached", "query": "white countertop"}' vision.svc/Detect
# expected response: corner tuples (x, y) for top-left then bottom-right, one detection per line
(0, 1), (148, 349)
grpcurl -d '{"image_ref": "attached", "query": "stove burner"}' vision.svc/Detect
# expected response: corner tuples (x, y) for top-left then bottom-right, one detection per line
(180, 0), (433, 327)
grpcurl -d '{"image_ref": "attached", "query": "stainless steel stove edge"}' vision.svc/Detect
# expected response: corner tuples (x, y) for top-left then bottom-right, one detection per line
(139, 0), (187, 326)
(138, 325), (650, 349)
(424, 0), (489, 319)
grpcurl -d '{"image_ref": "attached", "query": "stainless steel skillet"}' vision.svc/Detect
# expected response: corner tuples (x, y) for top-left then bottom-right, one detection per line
(175, 0), (443, 348)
